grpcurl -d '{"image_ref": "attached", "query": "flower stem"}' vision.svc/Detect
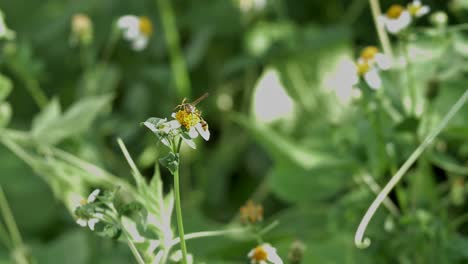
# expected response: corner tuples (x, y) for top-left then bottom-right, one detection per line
(402, 37), (416, 116)
(173, 166), (188, 264)
(355, 88), (468, 249)
(369, 0), (393, 59)
(156, 0), (191, 99)
(24, 78), (48, 110)
(123, 233), (145, 264)
(0, 185), (29, 264)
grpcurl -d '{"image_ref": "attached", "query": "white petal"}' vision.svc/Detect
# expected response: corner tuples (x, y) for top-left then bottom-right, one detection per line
(171, 113), (177, 118)
(88, 218), (99, 231)
(143, 121), (158, 133)
(182, 137), (196, 149)
(161, 138), (171, 147)
(364, 69), (382, 90)
(132, 36), (148, 51)
(195, 123), (210, 141)
(76, 218), (87, 227)
(87, 189), (100, 203)
(416, 6), (430, 17)
(374, 53), (392, 70)
(188, 127), (198, 139)
(384, 12), (411, 34)
(167, 120), (181, 129)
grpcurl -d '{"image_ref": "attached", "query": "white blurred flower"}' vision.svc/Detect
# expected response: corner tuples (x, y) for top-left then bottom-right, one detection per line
(170, 250), (194, 264)
(407, 0), (430, 18)
(0, 11), (15, 40)
(239, 0), (267, 13)
(380, 5), (412, 34)
(248, 243), (283, 264)
(117, 15), (153, 51)
(74, 189), (102, 230)
(71, 13), (93, 46)
(354, 46), (391, 90)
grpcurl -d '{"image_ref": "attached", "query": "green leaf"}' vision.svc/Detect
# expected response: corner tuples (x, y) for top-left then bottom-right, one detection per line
(159, 152), (179, 174)
(32, 94), (113, 145)
(32, 98), (61, 135)
(234, 115), (350, 169)
(0, 103), (11, 128)
(0, 75), (12, 102)
(269, 161), (355, 203)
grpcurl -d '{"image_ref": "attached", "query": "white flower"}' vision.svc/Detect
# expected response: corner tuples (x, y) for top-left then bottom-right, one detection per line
(170, 250), (194, 264)
(117, 15), (152, 51)
(363, 68), (382, 90)
(380, 5), (411, 34)
(74, 189), (102, 230)
(354, 46), (390, 90)
(0, 11), (15, 40)
(76, 213), (103, 231)
(248, 243), (283, 264)
(407, 1), (430, 18)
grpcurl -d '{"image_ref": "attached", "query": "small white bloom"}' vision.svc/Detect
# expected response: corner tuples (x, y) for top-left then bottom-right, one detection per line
(117, 15), (152, 51)
(364, 68), (382, 90)
(0, 11), (15, 40)
(248, 243), (283, 264)
(407, 1), (430, 18)
(380, 5), (411, 34)
(74, 189), (101, 230)
(170, 250), (194, 264)
(374, 53), (392, 70)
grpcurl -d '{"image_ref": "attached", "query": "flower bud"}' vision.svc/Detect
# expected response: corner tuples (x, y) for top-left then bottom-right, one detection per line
(288, 240), (306, 264)
(429, 11), (448, 28)
(71, 13), (93, 46)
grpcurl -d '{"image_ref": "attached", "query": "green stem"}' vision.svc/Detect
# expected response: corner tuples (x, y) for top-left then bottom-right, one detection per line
(124, 233), (145, 264)
(355, 88), (468, 248)
(156, 0), (191, 99)
(0, 186), (29, 264)
(0, 221), (11, 249)
(173, 167), (188, 264)
(369, 0), (393, 59)
(24, 78), (48, 110)
(402, 37), (416, 116)
(102, 25), (120, 62)
(171, 228), (248, 246)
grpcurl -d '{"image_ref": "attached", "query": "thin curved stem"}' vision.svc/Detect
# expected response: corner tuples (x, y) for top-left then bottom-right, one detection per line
(369, 0), (393, 59)
(124, 233), (145, 264)
(355, 88), (468, 248)
(170, 228), (248, 246)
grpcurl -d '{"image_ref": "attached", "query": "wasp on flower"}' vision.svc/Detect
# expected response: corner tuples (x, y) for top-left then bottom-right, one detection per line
(143, 93), (210, 150)
(352, 46), (391, 90)
(117, 15), (153, 51)
(380, 1), (430, 34)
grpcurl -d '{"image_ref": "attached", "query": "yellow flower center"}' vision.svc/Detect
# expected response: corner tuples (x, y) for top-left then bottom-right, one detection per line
(251, 246), (268, 262)
(356, 61), (370, 76)
(386, 5), (405, 19)
(80, 199), (88, 206)
(407, 3), (421, 16)
(360, 46), (379, 61)
(139, 16), (153, 37)
(175, 109), (200, 129)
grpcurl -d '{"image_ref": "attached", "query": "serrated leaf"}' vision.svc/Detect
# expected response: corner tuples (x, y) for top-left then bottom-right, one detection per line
(32, 98), (61, 135)
(32, 94), (113, 145)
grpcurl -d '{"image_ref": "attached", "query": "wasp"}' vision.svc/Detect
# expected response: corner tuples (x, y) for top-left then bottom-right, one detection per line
(175, 93), (209, 113)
